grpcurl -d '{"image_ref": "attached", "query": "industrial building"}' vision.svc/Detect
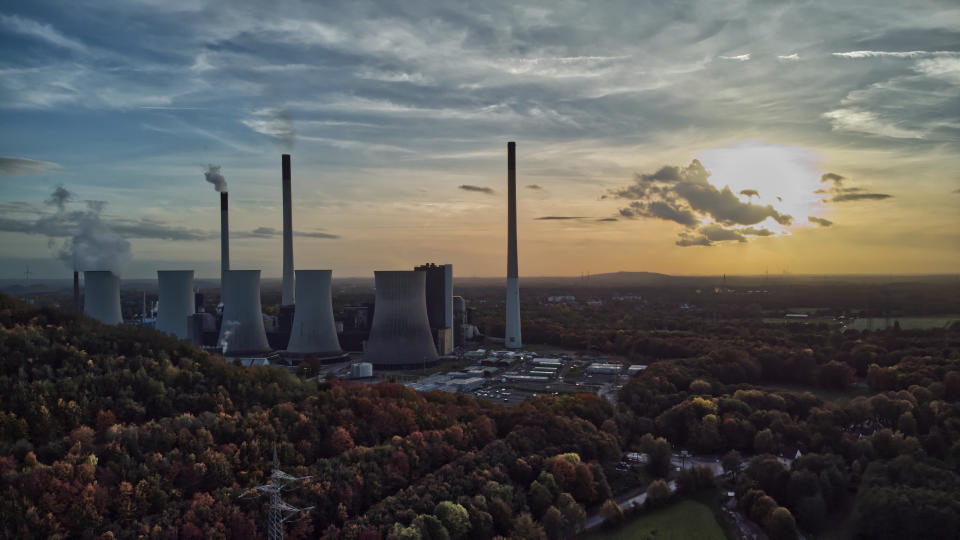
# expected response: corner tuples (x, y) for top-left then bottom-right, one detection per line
(349, 362), (373, 379)
(364, 270), (439, 369)
(587, 363), (623, 375)
(415, 263), (454, 354)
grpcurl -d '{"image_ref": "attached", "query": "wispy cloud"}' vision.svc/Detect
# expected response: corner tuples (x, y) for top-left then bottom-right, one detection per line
(459, 185), (495, 195)
(777, 54), (800, 61)
(808, 216), (833, 227)
(822, 109), (925, 139)
(0, 14), (87, 53)
(0, 156), (60, 176)
(719, 54), (751, 61)
(832, 50), (960, 59)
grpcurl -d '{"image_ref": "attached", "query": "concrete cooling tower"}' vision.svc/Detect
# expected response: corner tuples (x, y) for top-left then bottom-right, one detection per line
(286, 270), (342, 356)
(365, 270), (439, 368)
(218, 270), (271, 355)
(156, 270), (195, 339)
(83, 271), (122, 325)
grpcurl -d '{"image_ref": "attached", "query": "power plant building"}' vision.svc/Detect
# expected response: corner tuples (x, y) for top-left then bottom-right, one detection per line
(83, 271), (122, 325)
(364, 270), (439, 368)
(286, 270), (343, 357)
(414, 263), (454, 355)
(156, 270), (195, 339)
(218, 270), (271, 355)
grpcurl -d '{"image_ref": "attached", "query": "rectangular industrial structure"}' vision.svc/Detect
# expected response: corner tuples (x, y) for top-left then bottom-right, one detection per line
(415, 262), (454, 355)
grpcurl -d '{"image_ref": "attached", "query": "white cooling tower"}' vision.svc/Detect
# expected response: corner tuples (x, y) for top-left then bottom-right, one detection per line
(217, 270), (271, 354)
(83, 271), (122, 325)
(365, 271), (439, 368)
(506, 141), (522, 348)
(156, 270), (195, 339)
(286, 270), (342, 355)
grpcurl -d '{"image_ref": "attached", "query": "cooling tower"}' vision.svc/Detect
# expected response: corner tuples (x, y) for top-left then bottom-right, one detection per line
(220, 192), (230, 280)
(365, 271), (439, 368)
(286, 270), (342, 355)
(281, 154), (295, 306)
(83, 271), (122, 325)
(218, 270), (271, 355)
(505, 141), (522, 348)
(156, 270), (195, 339)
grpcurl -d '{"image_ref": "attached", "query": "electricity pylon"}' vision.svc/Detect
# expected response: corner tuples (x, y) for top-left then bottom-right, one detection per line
(242, 446), (313, 540)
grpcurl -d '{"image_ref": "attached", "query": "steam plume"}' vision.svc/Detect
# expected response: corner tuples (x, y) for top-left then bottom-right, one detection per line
(204, 165), (228, 192)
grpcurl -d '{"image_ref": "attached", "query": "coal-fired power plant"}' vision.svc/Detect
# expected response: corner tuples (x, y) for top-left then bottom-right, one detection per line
(220, 192), (230, 280)
(365, 271), (439, 368)
(281, 154), (295, 306)
(286, 270), (342, 356)
(505, 141), (523, 348)
(83, 271), (122, 325)
(156, 270), (195, 339)
(218, 270), (271, 354)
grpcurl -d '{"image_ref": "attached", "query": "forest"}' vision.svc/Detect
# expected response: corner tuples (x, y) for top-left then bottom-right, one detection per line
(1, 291), (959, 539)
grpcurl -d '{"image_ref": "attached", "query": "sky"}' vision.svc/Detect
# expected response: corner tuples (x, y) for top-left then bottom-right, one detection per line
(1, 0), (958, 279)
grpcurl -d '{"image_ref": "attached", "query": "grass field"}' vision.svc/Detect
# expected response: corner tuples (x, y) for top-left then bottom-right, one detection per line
(580, 500), (727, 540)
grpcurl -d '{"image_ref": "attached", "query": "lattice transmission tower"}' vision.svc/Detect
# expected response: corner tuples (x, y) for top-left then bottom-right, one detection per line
(242, 446), (313, 540)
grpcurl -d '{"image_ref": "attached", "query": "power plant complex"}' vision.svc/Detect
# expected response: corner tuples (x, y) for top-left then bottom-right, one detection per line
(74, 144), (524, 368)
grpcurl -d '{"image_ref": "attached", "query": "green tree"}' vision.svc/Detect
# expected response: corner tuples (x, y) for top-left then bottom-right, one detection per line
(434, 502), (470, 540)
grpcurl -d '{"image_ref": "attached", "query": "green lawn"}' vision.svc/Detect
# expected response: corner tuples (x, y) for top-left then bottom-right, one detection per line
(580, 500), (728, 540)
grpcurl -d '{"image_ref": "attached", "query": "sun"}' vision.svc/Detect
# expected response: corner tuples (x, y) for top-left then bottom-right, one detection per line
(697, 142), (826, 231)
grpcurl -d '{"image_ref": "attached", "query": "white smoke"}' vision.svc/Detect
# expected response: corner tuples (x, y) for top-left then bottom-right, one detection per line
(42, 186), (132, 275)
(204, 165), (228, 192)
(219, 320), (239, 354)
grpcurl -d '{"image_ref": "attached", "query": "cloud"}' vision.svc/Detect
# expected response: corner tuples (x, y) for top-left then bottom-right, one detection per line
(0, 14), (87, 53)
(535, 216), (586, 220)
(240, 226), (338, 239)
(459, 185), (495, 194)
(777, 54), (800, 61)
(822, 109), (925, 139)
(832, 50), (959, 59)
(819, 172), (892, 203)
(0, 156), (60, 176)
(45, 184), (72, 211)
(595, 217), (617, 222)
(739, 189), (759, 198)
(831, 192), (892, 202)
(809, 216), (833, 227)
(614, 159), (791, 227)
(242, 108), (296, 150)
(673, 224), (774, 247)
(526, 184), (543, 190)
(719, 54), (751, 61)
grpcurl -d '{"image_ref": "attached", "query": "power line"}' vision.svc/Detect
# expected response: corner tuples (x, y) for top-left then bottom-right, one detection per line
(241, 446), (314, 540)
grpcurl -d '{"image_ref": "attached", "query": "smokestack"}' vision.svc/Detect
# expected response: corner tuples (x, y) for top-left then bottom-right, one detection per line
(220, 192), (229, 281)
(505, 142), (522, 348)
(281, 154), (295, 306)
(73, 271), (80, 312)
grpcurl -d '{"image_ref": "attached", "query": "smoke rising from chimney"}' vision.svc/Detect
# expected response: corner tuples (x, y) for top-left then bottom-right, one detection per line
(204, 165), (228, 192)
(43, 186), (132, 275)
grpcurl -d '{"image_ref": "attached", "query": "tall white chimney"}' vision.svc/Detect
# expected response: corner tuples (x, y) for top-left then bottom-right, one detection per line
(156, 270), (195, 339)
(505, 142), (522, 348)
(220, 192), (230, 281)
(281, 154), (295, 306)
(83, 270), (122, 325)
